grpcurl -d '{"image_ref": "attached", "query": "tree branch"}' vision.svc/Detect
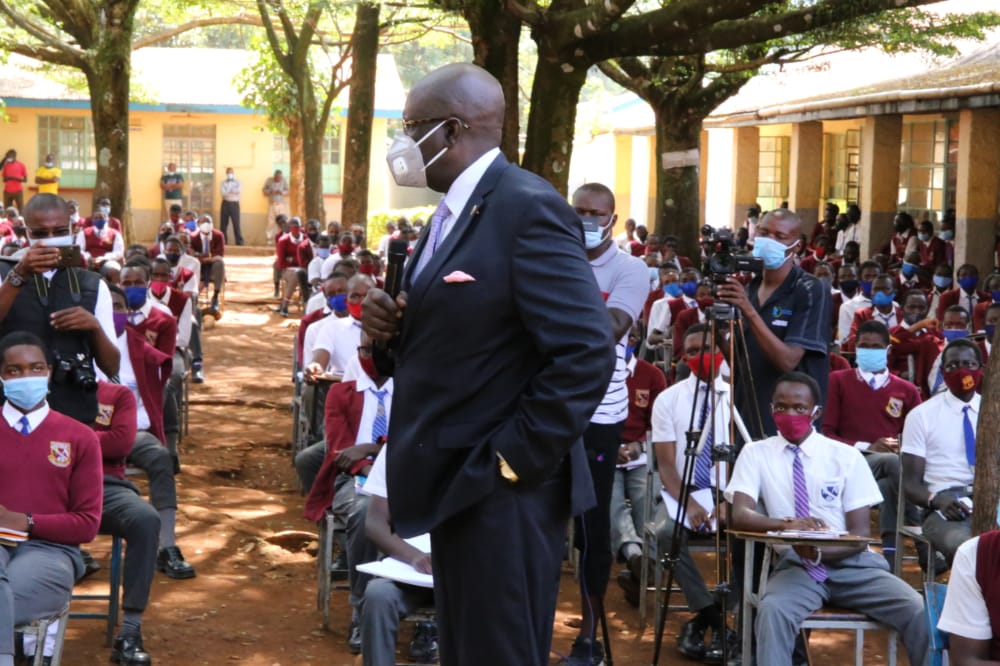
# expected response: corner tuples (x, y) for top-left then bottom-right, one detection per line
(132, 14), (265, 50)
(317, 44), (352, 133)
(0, 1), (88, 67)
(256, 0), (290, 73)
(505, 0), (541, 26)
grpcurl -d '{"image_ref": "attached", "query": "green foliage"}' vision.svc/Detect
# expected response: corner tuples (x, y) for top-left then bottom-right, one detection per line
(233, 35), (299, 133)
(367, 204), (436, 230)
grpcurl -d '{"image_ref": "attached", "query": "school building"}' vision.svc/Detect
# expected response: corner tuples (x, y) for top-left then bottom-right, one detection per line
(571, 36), (1000, 272)
(0, 48), (426, 245)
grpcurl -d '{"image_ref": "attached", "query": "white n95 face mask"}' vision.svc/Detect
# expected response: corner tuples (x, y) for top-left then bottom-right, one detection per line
(386, 119), (449, 188)
(30, 233), (74, 247)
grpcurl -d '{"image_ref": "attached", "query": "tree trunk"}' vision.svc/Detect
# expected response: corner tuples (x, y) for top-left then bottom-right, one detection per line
(341, 1), (379, 235)
(464, 1), (521, 161)
(85, 28), (133, 241)
(521, 56), (587, 194)
(301, 122), (325, 223)
(653, 101), (703, 261)
(287, 116), (306, 219)
(973, 336), (1000, 536)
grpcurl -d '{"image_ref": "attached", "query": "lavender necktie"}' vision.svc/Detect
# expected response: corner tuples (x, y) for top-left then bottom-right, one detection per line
(693, 385), (714, 489)
(789, 444), (828, 582)
(413, 198), (451, 279)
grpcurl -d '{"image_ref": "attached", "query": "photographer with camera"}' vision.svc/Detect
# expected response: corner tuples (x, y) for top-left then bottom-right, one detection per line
(0, 193), (119, 424)
(715, 209), (831, 439)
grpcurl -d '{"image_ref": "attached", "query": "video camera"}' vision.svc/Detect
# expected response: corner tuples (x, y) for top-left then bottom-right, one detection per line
(701, 225), (763, 279)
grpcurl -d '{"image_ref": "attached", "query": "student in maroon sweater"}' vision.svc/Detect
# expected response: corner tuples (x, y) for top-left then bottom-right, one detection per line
(823, 320), (922, 564)
(93, 381), (156, 665)
(0, 331), (102, 664)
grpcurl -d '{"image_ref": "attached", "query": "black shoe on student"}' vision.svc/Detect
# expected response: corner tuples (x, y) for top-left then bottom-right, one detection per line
(347, 620), (362, 655)
(566, 636), (604, 666)
(616, 569), (639, 608)
(80, 548), (101, 580)
(677, 619), (708, 660)
(157, 546), (196, 579)
(111, 630), (152, 665)
(703, 627), (739, 665)
(408, 621), (439, 663)
(192, 363), (205, 384)
(330, 550), (348, 581)
(626, 552), (645, 581)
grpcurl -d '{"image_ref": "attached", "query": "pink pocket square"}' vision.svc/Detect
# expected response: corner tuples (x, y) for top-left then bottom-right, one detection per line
(443, 271), (476, 283)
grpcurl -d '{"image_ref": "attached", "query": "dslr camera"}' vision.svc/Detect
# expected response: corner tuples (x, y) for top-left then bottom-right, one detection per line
(52, 350), (98, 392)
(701, 225), (763, 279)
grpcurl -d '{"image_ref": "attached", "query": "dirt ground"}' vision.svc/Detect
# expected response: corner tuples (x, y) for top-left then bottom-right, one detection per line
(59, 248), (920, 665)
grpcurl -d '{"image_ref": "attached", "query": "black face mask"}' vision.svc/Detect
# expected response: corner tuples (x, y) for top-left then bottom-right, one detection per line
(894, 222), (908, 233)
(307, 232), (319, 243)
(159, 232), (170, 241)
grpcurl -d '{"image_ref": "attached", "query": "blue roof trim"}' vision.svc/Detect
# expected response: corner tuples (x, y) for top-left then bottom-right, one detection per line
(2, 97), (402, 118)
(610, 96), (644, 113)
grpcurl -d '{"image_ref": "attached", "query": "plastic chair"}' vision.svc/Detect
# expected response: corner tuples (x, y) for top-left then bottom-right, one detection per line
(924, 581), (949, 666)
(315, 509), (350, 630)
(70, 534), (123, 646)
(16, 602), (69, 666)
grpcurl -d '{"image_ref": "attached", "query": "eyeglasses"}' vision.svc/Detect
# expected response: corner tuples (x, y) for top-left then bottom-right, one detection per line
(942, 359), (981, 372)
(402, 116), (470, 136)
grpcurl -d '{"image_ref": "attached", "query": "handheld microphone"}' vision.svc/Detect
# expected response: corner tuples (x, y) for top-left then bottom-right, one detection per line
(373, 238), (409, 376)
(383, 239), (409, 299)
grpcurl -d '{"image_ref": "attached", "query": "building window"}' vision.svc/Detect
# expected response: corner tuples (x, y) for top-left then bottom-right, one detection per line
(272, 124), (342, 197)
(824, 129), (861, 209)
(898, 118), (958, 222)
(37, 116), (96, 189)
(162, 124), (216, 214)
(757, 136), (790, 212)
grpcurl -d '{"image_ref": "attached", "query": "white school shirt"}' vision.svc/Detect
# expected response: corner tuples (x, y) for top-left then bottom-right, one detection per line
(115, 333), (151, 431)
(651, 374), (736, 492)
(313, 315), (362, 376)
(901, 390), (979, 493)
(150, 290), (193, 349)
(352, 373), (394, 447)
(2, 401), (49, 433)
(837, 292), (871, 342)
(725, 430), (882, 533)
(937, 536), (992, 640)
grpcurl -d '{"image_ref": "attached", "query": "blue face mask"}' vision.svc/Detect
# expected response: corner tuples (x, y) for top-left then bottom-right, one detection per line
(124, 285), (148, 310)
(751, 236), (796, 270)
(941, 230), (954, 241)
(648, 267), (660, 284)
(992, 290), (1000, 303)
(986, 324), (997, 342)
(855, 347), (888, 374)
(328, 294), (347, 312)
(933, 275), (952, 290)
(872, 291), (895, 308)
(625, 344), (635, 362)
(680, 281), (698, 298)
(580, 215), (607, 250)
(958, 275), (978, 293)
(2, 376), (49, 411)
(93, 218), (107, 230)
(917, 232), (931, 243)
(316, 248), (331, 260)
(860, 280), (874, 298)
(942, 328), (968, 341)
(901, 262), (917, 278)
(184, 220), (197, 232)
(664, 283), (683, 298)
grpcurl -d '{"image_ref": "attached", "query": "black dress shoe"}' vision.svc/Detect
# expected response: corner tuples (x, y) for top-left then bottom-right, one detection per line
(348, 620), (362, 655)
(111, 631), (152, 665)
(192, 364), (205, 384)
(616, 569), (639, 608)
(677, 619), (707, 660)
(157, 546), (196, 579)
(703, 627), (738, 665)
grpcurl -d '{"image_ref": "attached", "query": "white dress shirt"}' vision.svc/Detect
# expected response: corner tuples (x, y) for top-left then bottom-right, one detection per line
(150, 290), (193, 349)
(838, 293), (872, 342)
(436, 147), (501, 246)
(901, 390), (979, 493)
(3, 401), (49, 433)
(938, 536), (992, 640)
(76, 227), (124, 262)
(116, 333), (151, 431)
(353, 373), (394, 446)
(314, 315), (362, 376)
(725, 430), (882, 532)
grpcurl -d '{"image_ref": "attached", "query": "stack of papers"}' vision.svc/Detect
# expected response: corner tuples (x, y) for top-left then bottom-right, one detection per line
(661, 489), (718, 533)
(356, 533), (433, 589)
(0, 527), (28, 547)
(765, 530), (849, 539)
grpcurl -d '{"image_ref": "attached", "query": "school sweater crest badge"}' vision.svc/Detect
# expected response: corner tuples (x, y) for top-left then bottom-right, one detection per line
(48, 441), (71, 468)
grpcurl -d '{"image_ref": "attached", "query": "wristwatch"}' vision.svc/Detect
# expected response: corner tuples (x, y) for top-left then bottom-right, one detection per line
(24, 512), (34, 535)
(5, 269), (25, 288)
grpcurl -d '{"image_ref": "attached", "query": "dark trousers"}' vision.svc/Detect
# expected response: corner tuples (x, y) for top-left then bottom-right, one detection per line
(220, 201), (242, 245)
(574, 420), (625, 598)
(3, 190), (23, 211)
(190, 308), (203, 365)
(126, 432), (177, 510)
(100, 478), (160, 613)
(430, 464), (570, 665)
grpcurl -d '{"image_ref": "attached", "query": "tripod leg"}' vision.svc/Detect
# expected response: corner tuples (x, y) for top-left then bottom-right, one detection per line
(599, 596), (613, 666)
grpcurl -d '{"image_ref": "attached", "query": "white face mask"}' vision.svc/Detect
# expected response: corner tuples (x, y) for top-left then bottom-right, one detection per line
(386, 119), (449, 189)
(226, 173), (234, 180)
(30, 233), (74, 247)
(199, 222), (212, 234)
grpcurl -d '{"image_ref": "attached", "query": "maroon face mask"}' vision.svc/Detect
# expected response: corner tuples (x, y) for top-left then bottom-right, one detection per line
(943, 367), (982, 396)
(773, 411), (815, 442)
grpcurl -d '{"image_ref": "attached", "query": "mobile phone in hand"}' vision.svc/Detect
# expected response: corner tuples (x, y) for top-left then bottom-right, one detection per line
(57, 245), (81, 269)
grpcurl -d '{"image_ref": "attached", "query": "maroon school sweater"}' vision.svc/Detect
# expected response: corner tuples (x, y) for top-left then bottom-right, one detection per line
(822, 369), (922, 445)
(622, 359), (667, 443)
(93, 381), (138, 480)
(0, 406), (103, 544)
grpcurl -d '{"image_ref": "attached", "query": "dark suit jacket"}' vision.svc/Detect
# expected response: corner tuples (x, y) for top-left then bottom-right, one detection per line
(385, 153), (615, 537)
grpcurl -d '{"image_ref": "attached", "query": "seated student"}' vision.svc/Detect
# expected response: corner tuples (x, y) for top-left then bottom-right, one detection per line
(305, 275), (372, 383)
(303, 334), (387, 654)
(982, 301), (1000, 359)
(937, 528), (1000, 665)
(837, 260), (881, 343)
(727, 372), (929, 666)
(888, 289), (942, 391)
(357, 446), (438, 666)
(645, 267), (682, 345)
(307, 233), (331, 293)
(798, 235), (833, 275)
(651, 324), (739, 661)
(162, 236), (204, 383)
(843, 274), (902, 351)
(671, 280), (714, 360)
(897, 250), (929, 293)
(188, 214), (225, 316)
(0, 332), (103, 666)
(928, 263), (954, 321)
(148, 220), (177, 259)
(107, 286), (196, 580)
(917, 220), (947, 273)
(80, 196), (123, 232)
(77, 209), (124, 268)
(275, 217), (313, 317)
(927, 305), (975, 396)
(937, 263), (989, 322)
(297, 273), (348, 368)
(831, 263), (859, 341)
(610, 326), (667, 606)
(92, 381), (157, 666)
(902, 338), (982, 566)
(822, 320), (923, 564)
(643, 264), (680, 324)
(972, 272), (1000, 333)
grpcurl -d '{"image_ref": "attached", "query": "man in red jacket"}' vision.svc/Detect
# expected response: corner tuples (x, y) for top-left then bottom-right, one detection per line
(303, 334), (389, 654)
(0, 331), (102, 664)
(188, 214), (226, 316)
(92, 381), (156, 665)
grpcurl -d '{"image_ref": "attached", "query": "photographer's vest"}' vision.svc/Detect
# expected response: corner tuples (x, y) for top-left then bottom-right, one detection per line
(0, 267), (101, 423)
